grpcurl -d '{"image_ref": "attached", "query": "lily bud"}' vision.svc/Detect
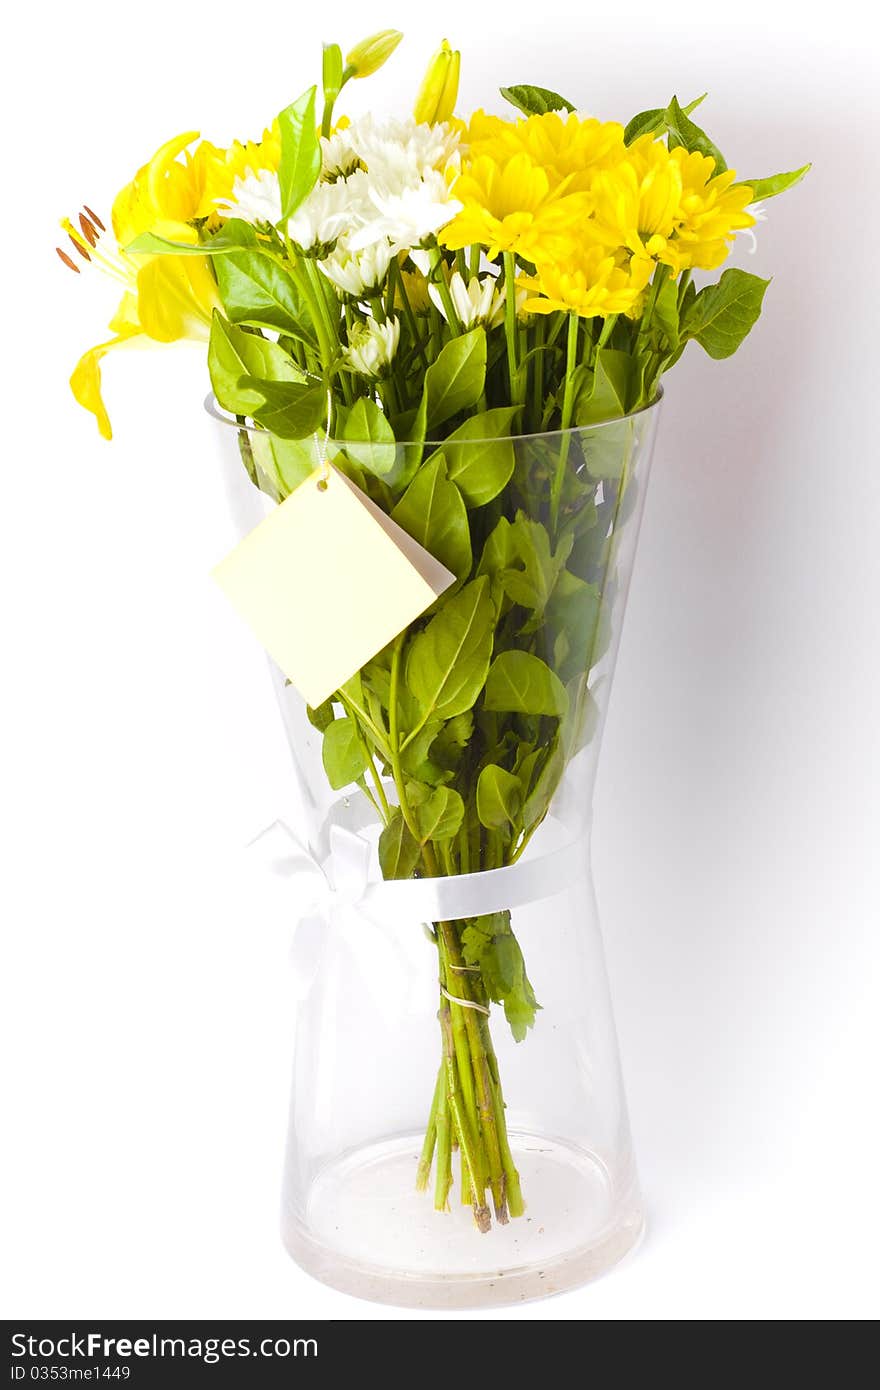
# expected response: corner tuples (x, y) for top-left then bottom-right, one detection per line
(345, 29), (403, 79)
(413, 39), (461, 125)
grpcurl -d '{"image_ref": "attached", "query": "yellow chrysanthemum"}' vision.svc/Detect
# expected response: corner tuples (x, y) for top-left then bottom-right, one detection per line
(469, 110), (626, 194)
(519, 246), (653, 318)
(440, 152), (588, 262)
(60, 133), (230, 438)
(668, 147), (754, 270)
(223, 123), (282, 187)
(585, 138), (684, 268)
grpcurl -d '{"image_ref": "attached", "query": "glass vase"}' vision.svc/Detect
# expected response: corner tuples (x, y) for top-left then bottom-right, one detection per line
(210, 396), (662, 1308)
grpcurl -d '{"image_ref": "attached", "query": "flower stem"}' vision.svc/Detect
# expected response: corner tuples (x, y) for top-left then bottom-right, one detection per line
(416, 1066), (443, 1191)
(502, 252), (523, 407)
(550, 311), (580, 534)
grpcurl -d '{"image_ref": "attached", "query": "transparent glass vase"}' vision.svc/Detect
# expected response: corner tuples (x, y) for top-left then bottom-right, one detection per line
(210, 395), (662, 1309)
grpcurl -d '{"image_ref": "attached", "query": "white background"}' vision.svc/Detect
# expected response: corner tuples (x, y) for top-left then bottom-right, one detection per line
(2, 0), (878, 1322)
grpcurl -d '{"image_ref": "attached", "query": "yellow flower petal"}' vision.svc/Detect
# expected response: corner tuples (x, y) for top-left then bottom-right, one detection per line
(69, 325), (141, 441)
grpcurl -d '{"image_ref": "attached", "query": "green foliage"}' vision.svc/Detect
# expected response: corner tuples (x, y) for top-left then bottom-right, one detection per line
(416, 328), (487, 435)
(215, 250), (314, 343)
(343, 397), (397, 476)
(500, 512), (572, 614)
(577, 348), (640, 423)
(250, 432), (316, 497)
(742, 163), (811, 201)
(237, 378), (327, 437)
(461, 912), (540, 1040)
(476, 764), (523, 830)
(321, 716), (370, 788)
(408, 783), (465, 842)
(682, 269), (770, 359)
(208, 312), (302, 416)
(125, 220), (260, 257)
(623, 92), (706, 146)
(663, 95), (727, 171)
(277, 87), (322, 220)
(405, 577), (495, 725)
(499, 84), (575, 116)
(440, 408), (517, 506)
(378, 809), (421, 879)
(391, 453), (472, 579)
(484, 651), (569, 718)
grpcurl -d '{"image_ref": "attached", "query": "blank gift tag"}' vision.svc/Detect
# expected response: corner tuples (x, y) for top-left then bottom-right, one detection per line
(212, 466), (456, 708)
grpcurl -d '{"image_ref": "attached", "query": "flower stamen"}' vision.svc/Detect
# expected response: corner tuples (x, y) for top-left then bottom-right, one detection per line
(68, 230), (91, 261)
(83, 205), (106, 232)
(78, 212), (100, 247)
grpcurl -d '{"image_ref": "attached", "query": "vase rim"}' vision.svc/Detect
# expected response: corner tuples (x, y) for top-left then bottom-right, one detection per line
(203, 387), (663, 447)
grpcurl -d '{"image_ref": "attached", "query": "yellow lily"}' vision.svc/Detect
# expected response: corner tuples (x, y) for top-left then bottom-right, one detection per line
(414, 39), (460, 125)
(61, 133), (234, 439)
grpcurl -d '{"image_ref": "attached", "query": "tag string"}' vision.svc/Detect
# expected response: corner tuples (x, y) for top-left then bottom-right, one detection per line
(299, 370), (334, 490)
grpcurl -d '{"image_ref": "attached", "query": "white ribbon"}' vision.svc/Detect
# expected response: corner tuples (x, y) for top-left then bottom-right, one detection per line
(249, 809), (588, 1003)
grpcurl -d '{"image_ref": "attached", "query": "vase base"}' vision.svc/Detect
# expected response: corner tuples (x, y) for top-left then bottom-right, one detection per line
(282, 1131), (643, 1309)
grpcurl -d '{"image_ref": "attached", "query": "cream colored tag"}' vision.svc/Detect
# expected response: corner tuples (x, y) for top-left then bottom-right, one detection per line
(212, 466), (456, 708)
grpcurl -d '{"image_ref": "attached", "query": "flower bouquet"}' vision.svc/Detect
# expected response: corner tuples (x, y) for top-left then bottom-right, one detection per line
(61, 30), (807, 1305)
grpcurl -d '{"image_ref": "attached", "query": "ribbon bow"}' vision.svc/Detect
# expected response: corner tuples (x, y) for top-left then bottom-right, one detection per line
(249, 812), (588, 1004)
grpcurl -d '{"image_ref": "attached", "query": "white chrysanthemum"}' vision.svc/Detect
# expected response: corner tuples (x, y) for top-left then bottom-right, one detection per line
(429, 271), (507, 330)
(287, 177), (365, 252)
(321, 128), (361, 179)
(350, 115), (460, 183)
(350, 170), (462, 252)
(219, 169), (283, 226)
(344, 315), (401, 377)
(739, 200), (767, 254)
(318, 237), (395, 298)
(407, 248), (433, 277)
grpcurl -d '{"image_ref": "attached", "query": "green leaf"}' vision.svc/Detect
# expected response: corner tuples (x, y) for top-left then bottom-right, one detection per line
(576, 348), (637, 425)
(408, 783), (465, 843)
(250, 432), (316, 496)
(418, 327), (487, 434)
(238, 378), (327, 438)
(441, 408), (517, 507)
(546, 571), (601, 681)
(664, 95), (727, 173)
(215, 250), (313, 341)
(484, 651), (569, 718)
(652, 274), (681, 351)
(321, 716), (370, 789)
(623, 108), (666, 144)
(391, 452), (472, 580)
(406, 576), (495, 725)
(343, 398), (396, 477)
(740, 163), (811, 202)
(682, 268), (770, 360)
(429, 709), (474, 774)
(207, 312), (302, 416)
(500, 513), (572, 614)
(623, 92), (706, 146)
(125, 220), (259, 257)
(522, 743), (565, 830)
(322, 43), (344, 105)
(500, 84), (575, 116)
(460, 911), (540, 1041)
(306, 699), (335, 732)
(477, 516), (515, 584)
(378, 808), (421, 880)
(476, 764), (523, 831)
(400, 718), (448, 785)
(278, 87), (322, 220)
